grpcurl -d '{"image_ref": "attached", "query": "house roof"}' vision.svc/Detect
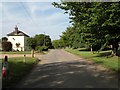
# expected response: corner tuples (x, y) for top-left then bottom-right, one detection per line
(7, 26), (29, 37)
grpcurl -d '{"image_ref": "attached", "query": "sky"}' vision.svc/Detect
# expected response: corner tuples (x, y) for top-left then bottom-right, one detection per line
(1, 1), (71, 40)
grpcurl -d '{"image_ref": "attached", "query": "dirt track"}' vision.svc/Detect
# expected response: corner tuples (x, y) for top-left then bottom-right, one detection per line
(17, 49), (118, 88)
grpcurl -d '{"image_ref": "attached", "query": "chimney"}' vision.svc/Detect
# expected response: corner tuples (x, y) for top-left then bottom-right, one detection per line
(15, 25), (19, 34)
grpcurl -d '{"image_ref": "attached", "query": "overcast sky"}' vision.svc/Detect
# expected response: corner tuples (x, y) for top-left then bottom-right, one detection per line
(1, 1), (71, 40)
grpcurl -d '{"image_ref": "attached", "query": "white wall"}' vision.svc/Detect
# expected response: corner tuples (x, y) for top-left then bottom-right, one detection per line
(24, 36), (29, 51)
(8, 36), (25, 51)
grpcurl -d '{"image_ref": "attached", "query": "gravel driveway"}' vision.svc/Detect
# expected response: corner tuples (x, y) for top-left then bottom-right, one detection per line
(17, 49), (118, 88)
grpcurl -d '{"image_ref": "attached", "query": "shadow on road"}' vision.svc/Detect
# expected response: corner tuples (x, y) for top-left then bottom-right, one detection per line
(17, 61), (118, 88)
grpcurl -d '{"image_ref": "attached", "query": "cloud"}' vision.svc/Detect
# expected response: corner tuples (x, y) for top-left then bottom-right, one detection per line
(1, 2), (70, 40)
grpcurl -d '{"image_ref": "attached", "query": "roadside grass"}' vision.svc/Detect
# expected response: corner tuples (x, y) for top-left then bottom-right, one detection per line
(0, 51), (31, 54)
(1, 57), (37, 88)
(65, 48), (119, 72)
(0, 50), (49, 54)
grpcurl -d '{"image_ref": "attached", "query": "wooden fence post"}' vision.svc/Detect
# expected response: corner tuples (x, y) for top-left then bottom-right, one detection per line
(24, 54), (26, 63)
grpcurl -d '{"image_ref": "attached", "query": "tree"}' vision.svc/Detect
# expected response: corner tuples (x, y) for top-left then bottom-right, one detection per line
(27, 34), (52, 57)
(34, 34), (52, 48)
(52, 2), (120, 56)
(1, 37), (12, 51)
(52, 39), (65, 49)
(44, 35), (52, 48)
(27, 37), (37, 57)
(2, 37), (8, 42)
(34, 34), (44, 46)
(60, 27), (76, 48)
(52, 40), (60, 49)
(2, 41), (12, 51)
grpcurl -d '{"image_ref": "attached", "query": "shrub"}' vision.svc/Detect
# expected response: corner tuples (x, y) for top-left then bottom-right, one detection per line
(36, 46), (48, 52)
(2, 41), (12, 51)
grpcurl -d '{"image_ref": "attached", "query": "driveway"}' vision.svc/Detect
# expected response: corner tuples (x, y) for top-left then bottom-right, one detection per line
(17, 49), (118, 88)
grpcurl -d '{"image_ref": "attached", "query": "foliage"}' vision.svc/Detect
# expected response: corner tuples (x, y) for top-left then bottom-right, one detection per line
(1, 37), (12, 51)
(52, 2), (120, 56)
(27, 34), (52, 50)
(52, 40), (60, 49)
(45, 35), (52, 48)
(34, 34), (45, 46)
(52, 39), (65, 49)
(34, 34), (52, 48)
(2, 37), (8, 42)
(36, 46), (48, 52)
(2, 41), (12, 51)
(26, 37), (37, 49)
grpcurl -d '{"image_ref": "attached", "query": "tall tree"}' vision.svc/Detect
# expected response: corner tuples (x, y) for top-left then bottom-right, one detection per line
(44, 35), (52, 48)
(52, 2), (120, 56)
(34, 34), (52, 48)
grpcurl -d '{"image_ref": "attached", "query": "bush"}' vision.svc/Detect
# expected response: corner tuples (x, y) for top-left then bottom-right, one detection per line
(2, 41), (12, 51)
(36, 46), (48, 52)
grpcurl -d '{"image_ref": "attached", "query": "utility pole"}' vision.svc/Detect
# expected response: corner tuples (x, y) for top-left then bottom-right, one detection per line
(44, 32), (45, 46)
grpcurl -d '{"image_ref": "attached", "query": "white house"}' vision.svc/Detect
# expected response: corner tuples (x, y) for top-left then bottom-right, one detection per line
(7, 26), (29, 51)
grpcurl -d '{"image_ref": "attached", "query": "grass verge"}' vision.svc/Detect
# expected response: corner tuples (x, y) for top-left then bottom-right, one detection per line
(1, 57), (37, 88)
(0, 51), (31, 54)
(65, 48), (119, 72)
(0, 50), (49, 54)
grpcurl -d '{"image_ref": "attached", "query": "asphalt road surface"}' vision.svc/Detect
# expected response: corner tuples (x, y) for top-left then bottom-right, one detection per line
(17, 49), (118, 88)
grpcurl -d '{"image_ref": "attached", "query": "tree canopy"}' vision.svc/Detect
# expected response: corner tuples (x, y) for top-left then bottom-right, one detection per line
(52, 2), (120, 55)
(27, 34), (52, 50)
(2, 37), (8, 42)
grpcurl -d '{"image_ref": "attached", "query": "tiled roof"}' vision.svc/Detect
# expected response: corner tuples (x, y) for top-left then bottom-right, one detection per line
(7, 26), (29, 37)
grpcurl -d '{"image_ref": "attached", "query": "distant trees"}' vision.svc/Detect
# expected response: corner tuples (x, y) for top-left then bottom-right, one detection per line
(34, 34), (52, 48)
(27, 34), (52, 57)
(52, 40), (59, 49)
(52, 39), (65, 49)
(52, 2), (120, 56)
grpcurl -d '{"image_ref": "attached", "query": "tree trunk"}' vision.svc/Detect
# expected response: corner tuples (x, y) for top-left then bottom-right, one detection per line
(111, 42), (119, 56)
(91, 45), (93, 52)
(112, 47), (118, 56)
(31, 49), (35, 58)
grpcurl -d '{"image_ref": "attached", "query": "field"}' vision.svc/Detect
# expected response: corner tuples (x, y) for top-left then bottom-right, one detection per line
(65, 48), (119, 72)
(1, 57), (37, 88)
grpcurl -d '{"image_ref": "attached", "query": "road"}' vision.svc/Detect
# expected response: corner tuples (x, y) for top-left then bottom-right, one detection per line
(17, 49), (118, 88)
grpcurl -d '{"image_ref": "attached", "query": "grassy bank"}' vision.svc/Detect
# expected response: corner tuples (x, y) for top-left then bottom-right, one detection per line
(65, 48), (119, 72)
(1, 57), (37, 88)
